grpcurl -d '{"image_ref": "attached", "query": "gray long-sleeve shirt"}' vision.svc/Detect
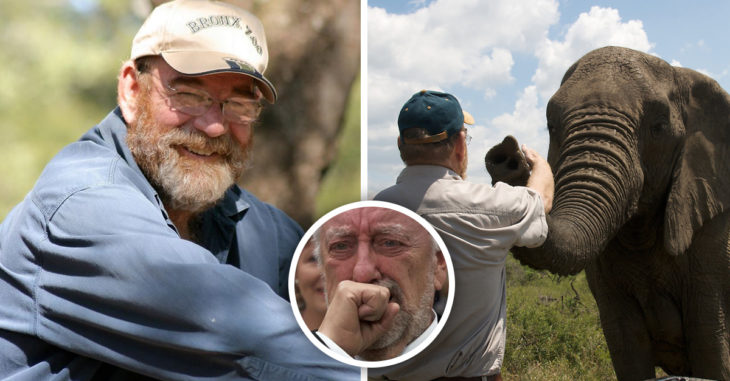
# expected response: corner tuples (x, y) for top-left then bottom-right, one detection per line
(372, 165), (547, 380)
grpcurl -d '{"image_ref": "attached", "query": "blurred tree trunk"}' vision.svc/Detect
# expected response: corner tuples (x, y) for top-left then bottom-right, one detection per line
(143, 0), (361, 228)
(245, 0), (360, 229)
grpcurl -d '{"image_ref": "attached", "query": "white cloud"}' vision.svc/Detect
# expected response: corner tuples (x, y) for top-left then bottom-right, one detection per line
(461, 47), (515, 88)
(490, 86), (546, 150)
(482, 88), (497, 100)
(366, 73), (419, 140)
(368, 0), (558, 90)
(532, 6), (653, 102)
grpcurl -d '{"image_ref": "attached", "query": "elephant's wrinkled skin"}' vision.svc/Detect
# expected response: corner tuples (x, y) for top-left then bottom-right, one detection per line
(511, 46), (730, 380)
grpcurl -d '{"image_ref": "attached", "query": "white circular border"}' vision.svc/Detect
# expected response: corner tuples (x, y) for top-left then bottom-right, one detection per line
(288, 200), (456, 369)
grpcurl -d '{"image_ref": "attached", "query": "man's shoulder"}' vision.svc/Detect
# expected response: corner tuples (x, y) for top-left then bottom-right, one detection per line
(31, 139), (152, 220)
(374, 182), (423, 212)
(375, 172), (493, 207)
(373, 165), (448, 209)
(380, 175), (540, 219)
(373, 183), (403, 201)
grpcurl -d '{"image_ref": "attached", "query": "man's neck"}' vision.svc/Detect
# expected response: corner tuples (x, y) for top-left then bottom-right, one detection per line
(167, 209), (197, 241)
(406, 159), (454, 171)
(407, 162), (464, 178)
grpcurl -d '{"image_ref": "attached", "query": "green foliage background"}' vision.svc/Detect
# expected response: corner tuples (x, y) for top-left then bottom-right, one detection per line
(315, 76), (361, 219)
(0, 0), (140, 219)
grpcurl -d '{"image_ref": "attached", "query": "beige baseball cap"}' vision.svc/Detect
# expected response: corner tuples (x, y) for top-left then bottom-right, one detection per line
(131, 0), (277, 103)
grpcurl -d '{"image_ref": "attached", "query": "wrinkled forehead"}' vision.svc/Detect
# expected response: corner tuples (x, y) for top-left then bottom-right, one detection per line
(320, 207), (427, 241)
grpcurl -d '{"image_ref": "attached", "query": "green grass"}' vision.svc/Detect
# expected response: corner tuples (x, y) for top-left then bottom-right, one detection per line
(503, 255), (616, 380)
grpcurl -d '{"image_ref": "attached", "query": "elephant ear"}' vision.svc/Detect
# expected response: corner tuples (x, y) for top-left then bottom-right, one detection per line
(664, 68), (730, 256)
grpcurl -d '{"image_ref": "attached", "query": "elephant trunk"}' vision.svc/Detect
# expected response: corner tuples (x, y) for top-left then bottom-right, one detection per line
(513, 113), (643, 275)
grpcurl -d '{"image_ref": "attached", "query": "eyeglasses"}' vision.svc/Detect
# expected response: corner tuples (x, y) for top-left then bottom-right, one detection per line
(464, 128), (472, 145)
(162, 81), (262, 124)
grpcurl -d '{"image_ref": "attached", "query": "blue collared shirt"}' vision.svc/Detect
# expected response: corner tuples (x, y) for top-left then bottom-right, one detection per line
(0, 109), (358, 380)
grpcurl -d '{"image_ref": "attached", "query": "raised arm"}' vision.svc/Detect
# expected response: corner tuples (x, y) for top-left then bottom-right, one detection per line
(522, 144), (554, 214)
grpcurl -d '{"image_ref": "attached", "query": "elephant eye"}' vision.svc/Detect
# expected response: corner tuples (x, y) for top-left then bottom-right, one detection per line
(650, 122), (667, 136)
(547, 123), (556, 134)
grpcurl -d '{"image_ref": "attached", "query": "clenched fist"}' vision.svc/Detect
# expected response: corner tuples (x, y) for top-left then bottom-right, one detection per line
(317, 280), (400, 357)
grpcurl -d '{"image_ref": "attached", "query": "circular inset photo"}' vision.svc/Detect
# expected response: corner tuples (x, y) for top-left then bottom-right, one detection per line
(288, 200), (455, 369)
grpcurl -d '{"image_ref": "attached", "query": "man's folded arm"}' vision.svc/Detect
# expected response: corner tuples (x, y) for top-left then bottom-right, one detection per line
(31, 185), (356, 380)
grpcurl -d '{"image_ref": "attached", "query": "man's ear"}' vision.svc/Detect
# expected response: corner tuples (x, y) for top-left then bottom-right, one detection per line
(447, 131), (467, 173)
(117, 60), (142, 125)
(433, 250), (448, 292)
(454, 131), (467, 160)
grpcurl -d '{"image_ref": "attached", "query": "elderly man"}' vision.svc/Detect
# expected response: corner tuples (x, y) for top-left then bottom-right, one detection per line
(313, 205), (448, 362)
(0, 1), (357, 380)
(370, 90), (554, 380)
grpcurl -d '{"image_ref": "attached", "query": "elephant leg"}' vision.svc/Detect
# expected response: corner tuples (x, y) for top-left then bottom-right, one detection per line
(586, 261), (656, 381)
(683, 215), (730, 380)
(684, 284), (730, 380)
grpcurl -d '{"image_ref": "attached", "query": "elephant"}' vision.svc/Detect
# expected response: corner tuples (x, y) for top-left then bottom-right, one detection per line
(489, 46), (730, 380)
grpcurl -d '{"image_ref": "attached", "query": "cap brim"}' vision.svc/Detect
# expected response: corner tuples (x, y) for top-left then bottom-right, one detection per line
(463, 110), (475, 125)
(162, 51), (277, 103)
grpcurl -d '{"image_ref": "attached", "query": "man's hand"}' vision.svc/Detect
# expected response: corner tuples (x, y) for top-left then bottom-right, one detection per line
(317, 280), (399, 357)
(522, 144), (554, 214)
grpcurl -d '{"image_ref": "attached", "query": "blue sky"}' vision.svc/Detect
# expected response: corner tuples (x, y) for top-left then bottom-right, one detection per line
(365, 0), (730, 197)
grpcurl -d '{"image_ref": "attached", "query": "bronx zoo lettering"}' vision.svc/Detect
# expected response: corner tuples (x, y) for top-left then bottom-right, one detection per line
(186, 15), (263, 55)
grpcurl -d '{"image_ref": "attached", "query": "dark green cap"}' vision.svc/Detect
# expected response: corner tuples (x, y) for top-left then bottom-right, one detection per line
(398, 90), (474, 144)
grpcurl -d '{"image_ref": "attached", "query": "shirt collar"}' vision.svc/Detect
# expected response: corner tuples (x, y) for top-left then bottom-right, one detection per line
(215, 185), (251, 220)
(396, 165), (462, 184)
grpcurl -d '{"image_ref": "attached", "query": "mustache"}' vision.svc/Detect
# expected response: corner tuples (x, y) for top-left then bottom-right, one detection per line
(163, 127), (238, 157)
(374, 278), (403, 306)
